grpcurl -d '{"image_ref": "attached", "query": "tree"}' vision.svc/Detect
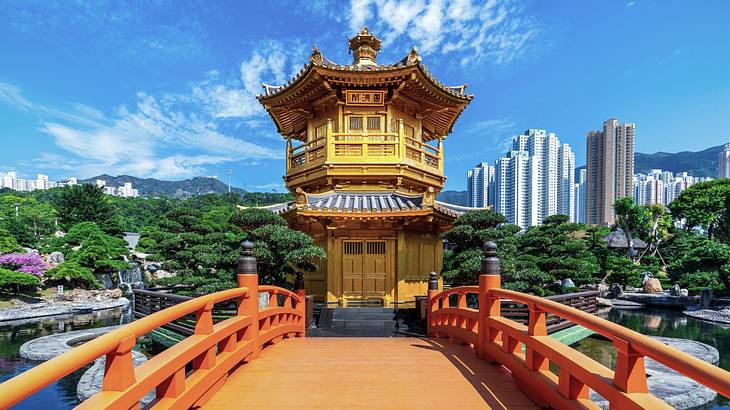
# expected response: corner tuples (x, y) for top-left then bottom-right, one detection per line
(666, 231), (730, 291)
(669, 179), (730, 241)
(0, 268), (40, 294)
(53, 184), (118, 234)
(613, 197), (648, 260)
(45, 261), (100, 289)
(0, 228), (23, 254)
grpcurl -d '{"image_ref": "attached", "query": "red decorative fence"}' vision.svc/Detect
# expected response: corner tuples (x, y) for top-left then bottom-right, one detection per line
(0, 241), (306, 410)
(428, 242), (730, 409)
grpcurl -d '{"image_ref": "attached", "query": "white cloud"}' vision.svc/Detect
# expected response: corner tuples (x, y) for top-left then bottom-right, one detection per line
(0, 38), (311, 179)
(348, 0), (538, 65)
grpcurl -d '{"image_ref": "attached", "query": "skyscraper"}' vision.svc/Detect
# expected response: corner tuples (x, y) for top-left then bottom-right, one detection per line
(585, 118), (635, 225)
(487, 129), (575, 230)
(719, 143), (730, 179)
(466, 162), (494, 207)
(573, 169), (586, 224)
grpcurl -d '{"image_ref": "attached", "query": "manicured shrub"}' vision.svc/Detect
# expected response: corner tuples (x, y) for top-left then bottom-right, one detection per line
(45, 261), (100, 289)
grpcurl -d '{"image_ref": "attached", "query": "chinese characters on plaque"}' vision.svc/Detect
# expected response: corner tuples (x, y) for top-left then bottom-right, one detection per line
(344, 90), (386, 106)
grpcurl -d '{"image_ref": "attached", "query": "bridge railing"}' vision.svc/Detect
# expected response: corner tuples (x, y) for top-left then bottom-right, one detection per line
(0, 241), (306, 410)
(428, 242), (730, 410)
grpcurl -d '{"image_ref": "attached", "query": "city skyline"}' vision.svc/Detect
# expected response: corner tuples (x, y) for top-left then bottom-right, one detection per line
(0, 1), (728, 191)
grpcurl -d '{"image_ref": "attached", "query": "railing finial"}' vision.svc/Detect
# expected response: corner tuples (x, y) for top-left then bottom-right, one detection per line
(480, 241), (500, 276)
(428, 271), (438, 290)
(237, 240), (257, 275)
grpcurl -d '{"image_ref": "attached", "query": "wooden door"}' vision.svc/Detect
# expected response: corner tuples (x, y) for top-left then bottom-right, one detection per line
(364, 241), (387, 299)
(342, 241), (364, 300)
(341, 239), (388, 303)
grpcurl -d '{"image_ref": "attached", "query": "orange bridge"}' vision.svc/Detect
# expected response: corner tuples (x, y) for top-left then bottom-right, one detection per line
(0, 241), (728, 409)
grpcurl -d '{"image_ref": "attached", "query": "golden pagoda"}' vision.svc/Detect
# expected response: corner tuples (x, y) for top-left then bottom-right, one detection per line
(257, 28), (473, 307)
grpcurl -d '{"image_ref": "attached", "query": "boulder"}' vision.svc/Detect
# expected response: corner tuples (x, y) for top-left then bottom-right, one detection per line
(670, 284), (681, 296)
(597, 283), (609, 298)
(561, 278), (575, 289)
(608, 283), (623, 299)
(643, 278), (663, 294)
(47, 251), (65, 264)
(680, 289), (689, 297)
(146, 263), (160, 273)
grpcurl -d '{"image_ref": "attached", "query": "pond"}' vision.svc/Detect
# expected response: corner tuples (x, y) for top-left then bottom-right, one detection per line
(573, 307), (730, 409)
(0, 307), (131, 409)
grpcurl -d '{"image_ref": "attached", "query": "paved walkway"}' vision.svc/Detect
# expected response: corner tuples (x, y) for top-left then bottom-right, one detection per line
(203, 338), (539, 409)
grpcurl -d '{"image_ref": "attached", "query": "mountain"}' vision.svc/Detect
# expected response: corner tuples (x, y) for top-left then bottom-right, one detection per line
(576, 144), (723, 179)
(81, 174), (246, 198)
(437, 190), (468, 206)
(634, 145), (723, 177)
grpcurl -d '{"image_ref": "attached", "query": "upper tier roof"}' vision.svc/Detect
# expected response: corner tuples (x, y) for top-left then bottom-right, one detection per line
(257, 29), (473, 139)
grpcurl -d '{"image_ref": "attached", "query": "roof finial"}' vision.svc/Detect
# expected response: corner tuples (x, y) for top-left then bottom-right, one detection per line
(310, 44), (323, 65)
(348, 27), (382, 67)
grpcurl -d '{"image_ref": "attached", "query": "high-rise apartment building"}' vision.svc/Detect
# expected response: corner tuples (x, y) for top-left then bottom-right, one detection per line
(585, 118), (635, 225)
(466, 163), (494, 207)
(633, 169), (712, 206)
(573, 169), (586, 223)
(470, 129), (575, 230)
(719, 143), (730, 179)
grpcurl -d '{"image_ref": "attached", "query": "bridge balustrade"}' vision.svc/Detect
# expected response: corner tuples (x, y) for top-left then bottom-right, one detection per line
(0, 241), (305, 410)
(428, 241), (730, 410)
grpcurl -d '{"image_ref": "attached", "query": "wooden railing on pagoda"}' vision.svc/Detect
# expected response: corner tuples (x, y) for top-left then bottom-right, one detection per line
(286, 118), (443, 175)
(427, 242), (730, 409)
(0, 241), (306, 410)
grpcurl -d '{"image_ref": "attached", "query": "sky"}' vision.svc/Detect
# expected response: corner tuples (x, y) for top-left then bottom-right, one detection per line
(0, 0), (728, 192)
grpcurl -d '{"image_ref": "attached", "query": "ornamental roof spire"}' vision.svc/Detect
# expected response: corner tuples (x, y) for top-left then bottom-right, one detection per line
(348, 27), (381, 67)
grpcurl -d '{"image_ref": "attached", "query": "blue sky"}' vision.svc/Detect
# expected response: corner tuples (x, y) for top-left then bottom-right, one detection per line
(0, 0), (728, 191)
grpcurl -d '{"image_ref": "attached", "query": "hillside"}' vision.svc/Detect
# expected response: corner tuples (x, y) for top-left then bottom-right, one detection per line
(82, 174), (246, 198)
(576, 144), (723, 179)
(436, 190), (468, 206)
(634, 145), (723, 177)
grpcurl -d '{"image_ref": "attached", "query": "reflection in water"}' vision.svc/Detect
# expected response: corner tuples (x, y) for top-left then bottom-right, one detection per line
(572, 307), (730, 408)
(0, 306), (131, 410)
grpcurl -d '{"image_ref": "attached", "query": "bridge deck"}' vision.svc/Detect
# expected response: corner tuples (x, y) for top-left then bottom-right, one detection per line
(202, 337), (539, 409)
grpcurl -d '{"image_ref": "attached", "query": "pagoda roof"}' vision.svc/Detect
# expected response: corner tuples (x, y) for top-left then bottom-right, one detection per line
(257, 35), (473, 139)
(238, 191), (479, 220)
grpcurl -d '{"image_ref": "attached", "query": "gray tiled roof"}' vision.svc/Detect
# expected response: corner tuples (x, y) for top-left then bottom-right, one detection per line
(304, 191), (423, 212)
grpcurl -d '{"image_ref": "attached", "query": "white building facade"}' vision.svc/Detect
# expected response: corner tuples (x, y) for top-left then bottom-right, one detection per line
(467, 129), (576, 230)
(720, 143), (730, 179)
(0, 172), (136, 197)
(633, 169), (712, 206)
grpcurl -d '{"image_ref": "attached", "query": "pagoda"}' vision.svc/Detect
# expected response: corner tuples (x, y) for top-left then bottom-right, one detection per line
(257, 28), (473, 307)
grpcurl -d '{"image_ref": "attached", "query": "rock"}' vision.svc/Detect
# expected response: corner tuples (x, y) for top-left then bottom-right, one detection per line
(152, 269), (174, 279)
(23, 247), (39, 254)
(700, 288), (714, 308)
(597, 283), (609, 298)
(643, 278), (663, 294)
(640, 271), (653, 285)
(54, 230), (65, 238)
(670, 284), (681, 296)
(146, 263), (160, 273)
(608, 283), (623, 299)
(680, 289), (689, 297)
(561, 278), (575, 289)
(47, 251), (65, 264)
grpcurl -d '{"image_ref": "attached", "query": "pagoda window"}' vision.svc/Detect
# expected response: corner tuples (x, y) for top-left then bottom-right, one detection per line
(349, 116), (363, 131)
(366, 116), (381, 131)
(404, 124), (415, 138)
(314, 124), (327, 140)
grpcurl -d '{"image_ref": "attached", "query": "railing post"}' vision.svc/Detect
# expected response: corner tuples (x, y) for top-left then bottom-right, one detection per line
(326, 119), (334, 162)
(102, 335), (137, 392)
(294, 271), (306, 337)
(612, 338), (648, 395)
(237, 240), (260, 361)
(427, 271), (439, 337)
(478, 241), (501, 360)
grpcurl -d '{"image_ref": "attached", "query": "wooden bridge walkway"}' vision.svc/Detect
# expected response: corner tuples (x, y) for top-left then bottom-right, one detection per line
(202, 337), (537, 409)
(0, 242), (728, 410)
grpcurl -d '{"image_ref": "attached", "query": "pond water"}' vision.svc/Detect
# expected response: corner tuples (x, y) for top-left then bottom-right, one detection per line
(573, 307), (730, 409)
(0, 307), (131, 409)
